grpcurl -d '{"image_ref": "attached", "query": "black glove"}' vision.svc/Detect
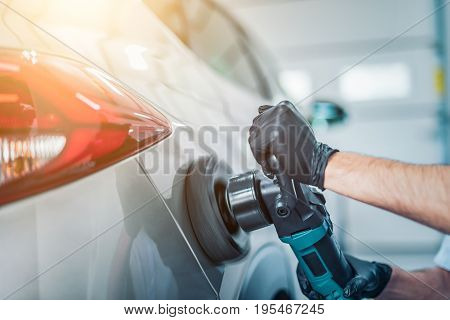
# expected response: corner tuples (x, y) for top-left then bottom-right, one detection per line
(248, 101), (338, 189)
(297, 264), (323, 300)
(297, 255), (392, 300)
(343, 255), (392, 299)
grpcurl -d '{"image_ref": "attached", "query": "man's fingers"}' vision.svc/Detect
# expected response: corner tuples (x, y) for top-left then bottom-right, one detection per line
(344, 276), (368, 299)
(249, 126), (278, 178)
(260, 160), (274, 179)
(248, 124), (276, 158)
(249, 105), (286, 171)
(296, 265), (312, 294)
(258, 104), (274, 114)
(345, 255), (366, 267)
(296, 264), (323, 300)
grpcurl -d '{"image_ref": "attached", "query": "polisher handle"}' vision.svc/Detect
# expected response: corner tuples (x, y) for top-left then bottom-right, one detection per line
(263, 158), (354, 299)
(267, 155), (297, 216)
(281, 217), (354, 300)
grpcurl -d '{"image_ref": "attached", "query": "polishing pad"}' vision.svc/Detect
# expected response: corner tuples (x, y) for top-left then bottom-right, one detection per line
(185, 156), (249, 263)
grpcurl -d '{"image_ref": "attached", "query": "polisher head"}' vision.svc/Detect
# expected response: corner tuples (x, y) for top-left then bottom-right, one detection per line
(185, 156), (250, 264)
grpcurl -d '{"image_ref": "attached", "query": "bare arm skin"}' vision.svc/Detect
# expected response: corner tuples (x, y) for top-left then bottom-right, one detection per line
(377, 267), (450, 299)
(324, 152), (450, 233)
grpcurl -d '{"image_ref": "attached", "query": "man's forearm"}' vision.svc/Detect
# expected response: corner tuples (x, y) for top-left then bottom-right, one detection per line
(376, 267), (449, 299)
(324, 152), (450, 233)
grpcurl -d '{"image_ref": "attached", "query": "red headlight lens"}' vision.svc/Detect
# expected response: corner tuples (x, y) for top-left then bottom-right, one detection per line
(0, 49), (172, 205)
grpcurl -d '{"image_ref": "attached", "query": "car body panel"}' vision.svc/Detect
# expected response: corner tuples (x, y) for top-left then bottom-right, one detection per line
(0, 157), (217, 299)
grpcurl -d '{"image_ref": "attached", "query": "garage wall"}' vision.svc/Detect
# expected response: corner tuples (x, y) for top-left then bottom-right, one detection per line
(218, 0), (447, 270)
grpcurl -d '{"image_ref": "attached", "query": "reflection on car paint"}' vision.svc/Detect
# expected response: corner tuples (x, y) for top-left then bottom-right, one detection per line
(129, 230), (178, 299)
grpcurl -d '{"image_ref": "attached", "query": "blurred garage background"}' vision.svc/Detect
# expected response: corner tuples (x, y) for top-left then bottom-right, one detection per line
(218, 0), (449, 270)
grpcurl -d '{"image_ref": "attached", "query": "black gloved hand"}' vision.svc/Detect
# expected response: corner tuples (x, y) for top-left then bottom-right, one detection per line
(297, 255), (393, 300)
(343, 255), (392, 299)
(248, 101), (338, 189)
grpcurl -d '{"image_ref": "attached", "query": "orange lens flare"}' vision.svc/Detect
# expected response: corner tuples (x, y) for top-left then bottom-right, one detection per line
(0, 93), (19, 103)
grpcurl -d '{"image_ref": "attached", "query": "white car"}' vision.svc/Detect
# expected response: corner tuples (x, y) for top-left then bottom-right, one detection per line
(0, 0), (300, 299)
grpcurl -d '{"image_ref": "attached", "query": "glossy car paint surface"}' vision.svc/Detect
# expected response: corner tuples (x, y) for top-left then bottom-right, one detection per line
(0, 0), (300, 299)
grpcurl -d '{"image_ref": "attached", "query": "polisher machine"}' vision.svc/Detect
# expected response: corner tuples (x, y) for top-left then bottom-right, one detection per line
(186, 155), (353, 299)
